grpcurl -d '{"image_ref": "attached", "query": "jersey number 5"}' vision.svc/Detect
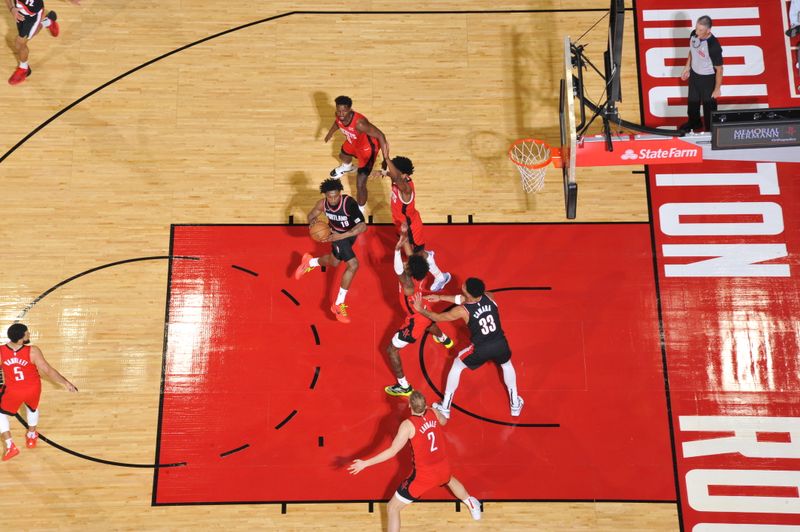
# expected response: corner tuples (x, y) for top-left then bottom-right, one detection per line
(427, 432), (438, 453)
(13, 367), (25, 381)
(479, 315), (496, 335)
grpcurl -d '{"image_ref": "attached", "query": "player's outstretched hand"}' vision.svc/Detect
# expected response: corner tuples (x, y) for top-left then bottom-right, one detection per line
(424, 294), (441, 303)
(396, 233), (408, 250)
(412, 292), (424, 311)
(348, 459), (367, 475)
(64, 381), (79, 393)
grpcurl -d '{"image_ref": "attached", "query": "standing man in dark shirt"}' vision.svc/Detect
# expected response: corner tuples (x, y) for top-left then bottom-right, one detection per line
(680, 15), (723, 132)
(295, 178), (367, 323)
(412, 277), (524, 419)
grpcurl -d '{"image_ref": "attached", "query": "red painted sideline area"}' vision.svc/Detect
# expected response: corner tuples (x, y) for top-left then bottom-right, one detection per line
(153, 224), (673, 504)
(637, 1), (800, 529)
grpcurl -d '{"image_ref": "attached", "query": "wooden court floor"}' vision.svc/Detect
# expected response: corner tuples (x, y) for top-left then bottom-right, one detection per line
(0, 1), (677, 529)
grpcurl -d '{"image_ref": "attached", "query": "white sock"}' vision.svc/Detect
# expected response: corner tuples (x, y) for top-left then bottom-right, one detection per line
(358, 203), (366, 215)
(19, 61), (28, 69)
(335, 287), (348, 305)
(4, 438), (12, 449)
(41, 18), (51, 28)
(435, 332), (447, 342)
(398, 377), (409, 388)
(501, 361), (519, 404)
(25, 405), (39, 427)
(425, 250), (444, 278)
(309, 257), (320, 267)
(27, 431), (36, 439)
(443, 358), (467, 409)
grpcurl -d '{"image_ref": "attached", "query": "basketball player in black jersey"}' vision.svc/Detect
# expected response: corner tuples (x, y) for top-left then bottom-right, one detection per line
(6, 0), (75, 85)
(413, 277), (524, 418)
(295, 178), (367, 323)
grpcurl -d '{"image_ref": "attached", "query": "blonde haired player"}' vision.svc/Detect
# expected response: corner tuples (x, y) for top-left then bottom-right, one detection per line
(348, 391), (481, 531)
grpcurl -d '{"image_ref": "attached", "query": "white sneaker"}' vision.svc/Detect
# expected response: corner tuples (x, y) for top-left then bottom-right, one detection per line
(432, 402), (450, 419)
(329, 163), (355, 179)
(465, 496), (482, 520)
(511, 396), (524, 417)
(430, 272), (452, 292)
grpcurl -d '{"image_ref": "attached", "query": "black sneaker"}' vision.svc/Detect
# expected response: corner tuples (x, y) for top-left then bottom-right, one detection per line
(678, 121), (701, 133)
(384, 383), (413, 397)
(786, 25), (800, 38)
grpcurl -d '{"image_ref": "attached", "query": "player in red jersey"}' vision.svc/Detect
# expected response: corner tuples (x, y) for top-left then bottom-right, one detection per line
(0, 323), (78, 461)
(324, 95), (390, 211)
(5, 0), (76, 85)
(349, 391), (481, 531)
(384, 227), (453, 397)
(385, 156), (451, 292)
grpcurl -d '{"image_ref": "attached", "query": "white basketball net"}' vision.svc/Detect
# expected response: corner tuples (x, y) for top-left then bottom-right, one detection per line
(509, 140), (551, 193)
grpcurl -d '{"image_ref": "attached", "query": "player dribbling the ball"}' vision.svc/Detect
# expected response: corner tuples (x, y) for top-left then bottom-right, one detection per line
(294, 178), (367, 323)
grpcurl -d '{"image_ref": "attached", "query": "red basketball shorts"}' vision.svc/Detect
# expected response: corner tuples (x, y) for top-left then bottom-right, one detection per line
(0, 382), (41, 414)
(393, 315), (432, 347)
(396, 460), (452, 502)
(341, 137), (379, 171)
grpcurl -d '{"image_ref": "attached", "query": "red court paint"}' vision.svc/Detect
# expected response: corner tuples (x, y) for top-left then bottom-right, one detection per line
(637, 1), (800, 529)
(152, 223), (673, 504)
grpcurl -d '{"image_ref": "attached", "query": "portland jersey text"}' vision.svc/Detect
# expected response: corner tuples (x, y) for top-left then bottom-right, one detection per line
(324, 194), (363, 233)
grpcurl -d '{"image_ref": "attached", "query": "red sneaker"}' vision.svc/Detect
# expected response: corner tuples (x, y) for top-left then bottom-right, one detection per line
(8, 66), (31, 86)
(26, 432), (38, 449)
(294, 253), (315, 280)
(330, 303), (351, 324)
(2, 443), (19, 462)
(46, 11), (59, 37)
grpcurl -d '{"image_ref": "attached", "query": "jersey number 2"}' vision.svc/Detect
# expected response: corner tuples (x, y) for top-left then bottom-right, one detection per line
(479, 315), (496, 335)
(427, 432), (438, 453)
(13, 367), (25, 381)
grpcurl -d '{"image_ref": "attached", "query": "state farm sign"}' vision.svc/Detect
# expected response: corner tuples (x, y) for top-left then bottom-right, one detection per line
(576, 137), (702, 166)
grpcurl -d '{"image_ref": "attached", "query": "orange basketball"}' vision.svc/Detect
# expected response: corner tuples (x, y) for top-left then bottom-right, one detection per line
(309, 218), (331, 242)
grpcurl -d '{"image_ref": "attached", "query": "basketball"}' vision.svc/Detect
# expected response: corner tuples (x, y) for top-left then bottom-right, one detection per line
(309, 218), (331, 242)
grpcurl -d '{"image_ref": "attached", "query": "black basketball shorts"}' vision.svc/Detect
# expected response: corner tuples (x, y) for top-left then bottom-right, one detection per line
(331, 235), (357, 262)
(458, 337), (512, 370)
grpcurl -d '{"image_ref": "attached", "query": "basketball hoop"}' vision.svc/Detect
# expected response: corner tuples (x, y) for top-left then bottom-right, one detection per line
(508, 139), (559, 193)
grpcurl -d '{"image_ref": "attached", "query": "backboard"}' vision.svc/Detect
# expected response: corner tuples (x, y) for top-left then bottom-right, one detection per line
(559, 36), (578, 219)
